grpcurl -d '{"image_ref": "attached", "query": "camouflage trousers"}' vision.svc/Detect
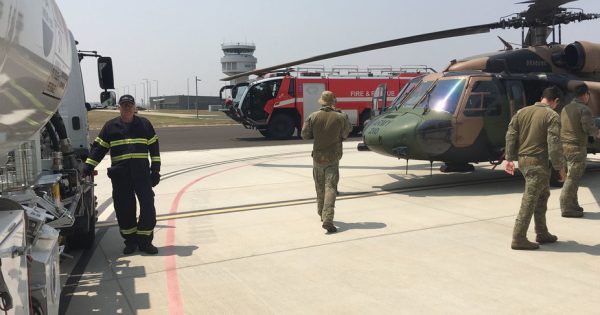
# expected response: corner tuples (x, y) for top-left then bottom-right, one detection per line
(513, 157), (551, 240)
(560, 144), (587, 213)
(312, 160), (340, 223)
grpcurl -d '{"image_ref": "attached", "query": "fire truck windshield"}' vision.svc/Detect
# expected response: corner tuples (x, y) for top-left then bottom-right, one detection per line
(232, 85), (247, 104)
(240, 79), (282, 119)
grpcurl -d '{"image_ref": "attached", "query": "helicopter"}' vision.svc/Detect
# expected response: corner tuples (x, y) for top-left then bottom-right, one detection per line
(221, 0), (600, 185)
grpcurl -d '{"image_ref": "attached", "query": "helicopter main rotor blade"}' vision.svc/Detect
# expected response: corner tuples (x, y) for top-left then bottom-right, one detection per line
(221, 23), (497, 81)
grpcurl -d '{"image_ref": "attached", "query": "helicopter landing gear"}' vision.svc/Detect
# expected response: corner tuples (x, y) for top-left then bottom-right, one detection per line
(440, 163), (475, 173)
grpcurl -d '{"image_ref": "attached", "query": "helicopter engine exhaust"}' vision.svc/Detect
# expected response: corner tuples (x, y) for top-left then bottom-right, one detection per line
(554, 41), (600, 73)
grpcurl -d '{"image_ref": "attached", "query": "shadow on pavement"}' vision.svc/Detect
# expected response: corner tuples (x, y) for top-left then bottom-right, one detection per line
(579, 211), (600, 220)
(540, 240), (600, 256)
(62, 259), (149, 315)
(333, 221), (387, 233)
(146, 245), (198, 257)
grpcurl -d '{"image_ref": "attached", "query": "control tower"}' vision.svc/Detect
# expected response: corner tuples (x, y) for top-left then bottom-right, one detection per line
(221, 42), (257, 84)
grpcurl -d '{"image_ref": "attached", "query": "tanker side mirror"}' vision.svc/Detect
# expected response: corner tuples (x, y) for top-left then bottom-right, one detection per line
(98, 57), (115, 90)
(100, 91), (116, 108)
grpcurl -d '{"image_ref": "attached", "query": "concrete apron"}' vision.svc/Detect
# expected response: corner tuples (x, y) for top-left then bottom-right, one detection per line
(61, 141), (600, 314)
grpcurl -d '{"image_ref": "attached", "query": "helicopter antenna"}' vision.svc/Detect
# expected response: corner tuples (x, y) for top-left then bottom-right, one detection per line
(497, 36), (514, 50)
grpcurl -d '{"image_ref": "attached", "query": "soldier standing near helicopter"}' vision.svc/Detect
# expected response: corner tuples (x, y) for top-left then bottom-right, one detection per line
(559, 83), (600, 218)
(301, 91), (352, 233)
(505, 86), (566, 250)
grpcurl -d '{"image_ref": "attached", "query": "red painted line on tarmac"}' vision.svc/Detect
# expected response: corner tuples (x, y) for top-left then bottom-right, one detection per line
(166, 164), (248, 315)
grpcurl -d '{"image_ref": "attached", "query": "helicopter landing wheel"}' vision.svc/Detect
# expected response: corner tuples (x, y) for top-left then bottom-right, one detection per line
(440, 163), (475, 173)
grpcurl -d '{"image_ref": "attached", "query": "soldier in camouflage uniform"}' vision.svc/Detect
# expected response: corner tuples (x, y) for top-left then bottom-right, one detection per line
(505, 86), (566, 250)
(559, 84), (600, 218)
(301, 91), (352, 233)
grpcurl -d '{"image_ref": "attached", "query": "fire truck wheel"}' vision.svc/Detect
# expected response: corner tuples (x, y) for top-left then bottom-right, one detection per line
(267, 113), (295, 139)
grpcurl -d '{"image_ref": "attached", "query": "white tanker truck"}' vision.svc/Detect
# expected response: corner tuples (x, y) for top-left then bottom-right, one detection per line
(0, 0), (115, 313)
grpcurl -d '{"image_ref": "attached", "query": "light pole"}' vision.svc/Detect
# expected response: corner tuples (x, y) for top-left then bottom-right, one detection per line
(140, 82), (146, 106)
(153, 80), (159, 109)
(186, 78), (190, 110)
(132, 84), (137, 101)
(143, 78), (150, 108)
(195, 76), (201, 118)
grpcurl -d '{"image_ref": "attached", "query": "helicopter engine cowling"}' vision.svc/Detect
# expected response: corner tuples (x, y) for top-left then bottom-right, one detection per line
(554, 41), (600, 73)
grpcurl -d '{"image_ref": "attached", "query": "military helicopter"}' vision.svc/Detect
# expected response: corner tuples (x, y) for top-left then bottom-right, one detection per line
(222, 0), (600, 185)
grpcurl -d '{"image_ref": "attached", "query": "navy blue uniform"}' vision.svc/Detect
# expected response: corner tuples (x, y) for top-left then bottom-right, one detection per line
(85, 115), (161, 247)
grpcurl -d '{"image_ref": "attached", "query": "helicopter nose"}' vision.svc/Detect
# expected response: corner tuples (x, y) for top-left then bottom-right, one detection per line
(363, 112), (422, 158)
(415, 119), (453, 157)
(363, 113), (453, 160)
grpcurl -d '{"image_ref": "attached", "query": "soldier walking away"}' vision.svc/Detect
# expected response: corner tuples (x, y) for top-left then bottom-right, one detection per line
(559, 83), (600, 218)
(505, 86), (566, 250)
(301, 91), (352, 233)
(83, 95), (161, 255)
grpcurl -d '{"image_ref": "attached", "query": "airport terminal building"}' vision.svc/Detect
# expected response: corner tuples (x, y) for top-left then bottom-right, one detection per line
(149, 95), (222, 110)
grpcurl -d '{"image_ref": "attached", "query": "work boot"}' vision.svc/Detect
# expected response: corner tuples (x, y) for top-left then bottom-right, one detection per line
(322, 221), (337, 233)
(576, 206), (584, 212)
(536, 232), (558, 244)
(123, 243), (137, 255)
(511, 238), (539, 250)
(562, 211), (583, 218)
(139, 243), (159, 255)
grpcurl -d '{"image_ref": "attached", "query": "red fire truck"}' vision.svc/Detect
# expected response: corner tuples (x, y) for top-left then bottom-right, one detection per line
(223, 66), (434, 139)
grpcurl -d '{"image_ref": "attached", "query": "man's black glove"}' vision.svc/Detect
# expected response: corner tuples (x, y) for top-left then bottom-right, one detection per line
(151, 171), (161, 187)
(82, 164), (94, 177)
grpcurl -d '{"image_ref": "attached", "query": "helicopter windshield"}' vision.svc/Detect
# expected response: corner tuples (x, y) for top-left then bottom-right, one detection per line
(414, 79), (466, 114)
(390, 76), (423, 111)
(402, 80), (434, 109)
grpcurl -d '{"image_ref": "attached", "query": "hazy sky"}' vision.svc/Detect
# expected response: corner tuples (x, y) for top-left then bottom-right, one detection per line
(56, 0), (600, 103)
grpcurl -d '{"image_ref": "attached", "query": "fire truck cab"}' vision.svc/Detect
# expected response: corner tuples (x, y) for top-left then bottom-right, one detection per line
(227, 66), (434, 139)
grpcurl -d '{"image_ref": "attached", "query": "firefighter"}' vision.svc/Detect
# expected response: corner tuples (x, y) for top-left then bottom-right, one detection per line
(83, 94), (161, 255)
(301, 91), (352, 233)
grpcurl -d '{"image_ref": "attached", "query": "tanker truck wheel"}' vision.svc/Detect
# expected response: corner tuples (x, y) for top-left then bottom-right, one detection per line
(65, 188), (96, 250)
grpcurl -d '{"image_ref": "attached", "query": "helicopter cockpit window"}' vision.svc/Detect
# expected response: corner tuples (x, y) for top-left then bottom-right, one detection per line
(391, 76), (423, 110)
(403, 80), (433, 109)
(464, 81), (502, 117)
(414, 79), (466, 114)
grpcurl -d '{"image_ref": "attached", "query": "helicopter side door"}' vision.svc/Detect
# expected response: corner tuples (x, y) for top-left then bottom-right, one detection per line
(455, 77), (508, 149)
(505, 80), (526, 117)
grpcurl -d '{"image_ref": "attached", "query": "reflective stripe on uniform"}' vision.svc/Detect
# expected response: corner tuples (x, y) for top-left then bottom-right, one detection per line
(95, 137), (110, 148)
(85, 158), (99, 166)
(151, 156), (161, 162)
(121, 227), (138, 235)
(148, 135), (158, 145)
(110, 138), (149, 147)
(111, 153), (149, 162)
(136, 229), (153, 236)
